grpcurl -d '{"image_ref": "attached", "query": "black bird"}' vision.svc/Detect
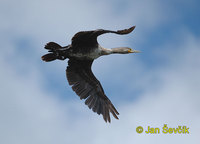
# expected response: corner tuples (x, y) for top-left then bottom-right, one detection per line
(42, 26), (140, 122)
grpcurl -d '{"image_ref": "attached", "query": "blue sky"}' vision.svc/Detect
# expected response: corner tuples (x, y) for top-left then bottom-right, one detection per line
(0, 0), (200, 144)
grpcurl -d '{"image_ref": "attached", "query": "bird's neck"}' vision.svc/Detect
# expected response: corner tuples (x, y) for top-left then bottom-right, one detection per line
(101, 48), (112, 55)
(101, 47), (124, 55)
(110, 48), (124, 54)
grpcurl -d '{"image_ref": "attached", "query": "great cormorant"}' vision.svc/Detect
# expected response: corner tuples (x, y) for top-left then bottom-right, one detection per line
(41, 26), (140, 122)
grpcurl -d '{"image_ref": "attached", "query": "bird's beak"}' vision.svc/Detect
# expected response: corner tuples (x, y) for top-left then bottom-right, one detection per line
(128, 49), (141, 53)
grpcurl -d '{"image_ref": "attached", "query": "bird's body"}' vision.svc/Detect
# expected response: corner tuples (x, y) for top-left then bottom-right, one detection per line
(42, 26), (139, 122)
(68, 44), (102, 60)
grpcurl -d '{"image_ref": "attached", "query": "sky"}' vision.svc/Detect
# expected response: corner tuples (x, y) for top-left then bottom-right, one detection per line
(0, 0), (200, 144)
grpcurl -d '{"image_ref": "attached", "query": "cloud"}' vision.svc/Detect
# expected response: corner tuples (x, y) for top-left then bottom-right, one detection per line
(1, 30), (199, 144)
(131, 33), (200, 143)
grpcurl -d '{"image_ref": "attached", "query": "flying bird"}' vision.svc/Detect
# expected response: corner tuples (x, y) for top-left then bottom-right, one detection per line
(41, 26), (140, 122)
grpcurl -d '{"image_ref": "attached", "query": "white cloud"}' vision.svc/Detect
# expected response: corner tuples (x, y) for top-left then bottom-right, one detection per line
(1, 31), (199, 144)
(120, 32), (200, 144)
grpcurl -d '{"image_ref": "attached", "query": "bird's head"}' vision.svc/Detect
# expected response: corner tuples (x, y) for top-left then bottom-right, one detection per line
(111, 47), (140, 54)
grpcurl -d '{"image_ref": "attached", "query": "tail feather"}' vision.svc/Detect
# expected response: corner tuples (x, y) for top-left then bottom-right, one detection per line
(41, 53), (57, 62)
(45, 42), (62, 51)
(42, 42), (61, 62)
(42, 42), (69, 62)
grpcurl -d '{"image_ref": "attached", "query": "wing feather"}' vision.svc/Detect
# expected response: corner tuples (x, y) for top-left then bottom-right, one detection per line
(71, 26), (136, 53)
(66, 58), (119, 122)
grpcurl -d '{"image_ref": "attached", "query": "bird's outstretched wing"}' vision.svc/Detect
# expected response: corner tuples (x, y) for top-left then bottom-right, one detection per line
(66, 58), (119, 122)
(71, 26), (136, 52)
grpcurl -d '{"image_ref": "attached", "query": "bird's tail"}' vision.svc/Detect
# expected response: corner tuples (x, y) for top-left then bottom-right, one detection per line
(41, 42), (68, 62)
(41, 53), (57, 62)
